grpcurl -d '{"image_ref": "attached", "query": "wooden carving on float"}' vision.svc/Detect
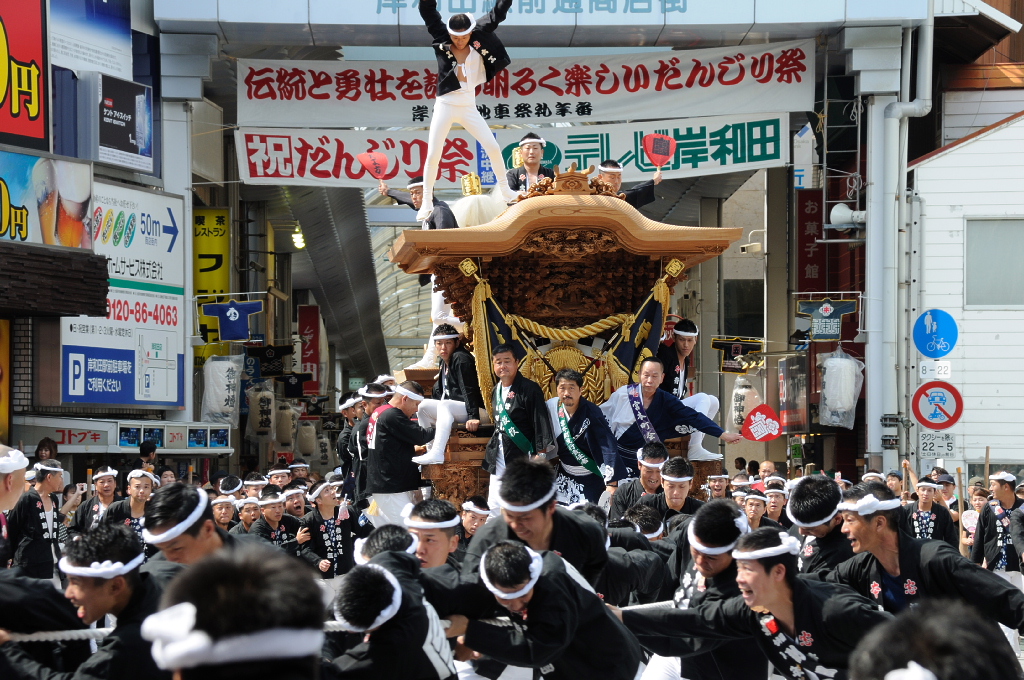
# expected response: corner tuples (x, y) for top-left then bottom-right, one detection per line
(389, 163), (743, 500)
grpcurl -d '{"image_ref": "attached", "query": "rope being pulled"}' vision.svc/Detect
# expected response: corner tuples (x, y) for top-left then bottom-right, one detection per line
(7, 602), (675, 643)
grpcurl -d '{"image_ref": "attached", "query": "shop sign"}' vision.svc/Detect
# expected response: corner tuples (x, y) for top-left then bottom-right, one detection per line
(50, 0), (132, 80)
(0, 1), (49, 152)
(0, 148), (93, 248)
(193, 207), (231, 367)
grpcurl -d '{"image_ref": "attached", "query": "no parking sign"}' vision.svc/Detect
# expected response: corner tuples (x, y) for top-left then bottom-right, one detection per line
(912, 381), (963, 430)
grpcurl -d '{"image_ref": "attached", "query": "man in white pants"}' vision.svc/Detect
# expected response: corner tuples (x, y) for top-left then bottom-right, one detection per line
(416, 1), (517, 221)
(414, 324), (485, 466)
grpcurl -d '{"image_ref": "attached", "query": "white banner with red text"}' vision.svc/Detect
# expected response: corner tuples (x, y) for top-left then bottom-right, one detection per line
(237, 40), (812, 129)
(236, 111), (789, 188)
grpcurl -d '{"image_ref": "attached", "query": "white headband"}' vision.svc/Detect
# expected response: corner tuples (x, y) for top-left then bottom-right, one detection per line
(92, 468), (117, 481)
(127, 469), (160, 487)
(401, 503), (461, 529)
(497, 484), (557, 513)
(599, 164), (623, 173)
(732, 490), (748, 498)
(394, 385), (424, 401)
(673, 328), (699, 338)
(0, 450), (28, 475)
(143, 602), (324, 670)
(353, 533), (419, 566)
(219, 479), (243, 495)
(862, 473), (885, 483)
(59, 552), (145, 579)
(358, 386), (393, 399)
(446, 14), (477, 36)
(884, 663), (938, 680)
(374, 375), (397, 384)
(637, 523), (664, 540)
(462, 501), (490, 515)
(307, 484), (335, 503)
(335, 565), (403, 632)
(687, 513), (750, 555)
(340, 397), (360, 410)
(915, 481), (942, 490)
(764, 476), (787, 486)
(765, 488), (788, 498)
(281, 488), (305, 500)
(636, 448), (667, 470)
(732, 480), (752, 487)
(34, 462), (63, 473)
(142, 490), (209, 544)
(405, 181), (423, 190)
(289, 462), (310, 469)
(519, 137), (546, 147)
(258, 494), (285, 506)
(836, 494), (902, 515)
(236, 497), (260, 509)
(211, 497), (235, 507)
(991, 472), (1016, 483)
(480, 546), (543, 599)
(432, 332), (460, 340)
(785, 503), (840, 529)
(732, 531), (801, 561)
(744, 492), (768, 503)
(661, 475), (692, 483)
(708, 474), (730, 480)
(244, 477), (268, 486)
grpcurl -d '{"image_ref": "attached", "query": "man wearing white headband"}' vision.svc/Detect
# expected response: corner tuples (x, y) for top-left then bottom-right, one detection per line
(446, 541), (643, 680)
(634, 457), (704, 523)
(282, 481), (308, 519)
(619, 500), (764, 680)
(764, 480), (791, 529)
(463, 458), (607, 588)
(230, 496), (261, 536)
(346, 382), (393, 505)
(299, 480), (371, 593)
(412, 323), (485, 466)
(249, 487), (308, 558)
(610, 442), (668, 521)
(973, 471), (1024, 577)
(596, 158), (662, 208)
(415, 0), (518, 222)
(786, 474), (853, 574)
(403, 498), (463, 570)
(379, 174), (458, 235)
(288, 458), (311, 480)
(506, 131), (555, 193)
(899, 478), (957, 548)
(0, 445), (28, 512)
(7, 460), (66, 587)
(617, 528), (889, 680)
(456, 495), (490, 562)
(0, 523), (169, 680)
(657, 318), (698, 400)
(266, 463), (291, 489)
(707, 470), (731, 500)
(366, 380), (436, 526)
(484, 344), (556, 517)
(601, 356), (742, 477)
(544, 368), (619, 506)
(104, 469), (160, 562)
(143, 546), (325, 678)
(826, 480), (1024, 646)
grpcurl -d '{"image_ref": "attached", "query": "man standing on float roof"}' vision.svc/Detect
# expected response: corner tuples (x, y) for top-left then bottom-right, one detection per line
(597, 159), (663, 209)
(416, 0), (518, 221)
(506, 132), (555, 194)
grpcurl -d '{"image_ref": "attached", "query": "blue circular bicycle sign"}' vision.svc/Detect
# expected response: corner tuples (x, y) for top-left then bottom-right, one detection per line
(913, 309), (958, 359)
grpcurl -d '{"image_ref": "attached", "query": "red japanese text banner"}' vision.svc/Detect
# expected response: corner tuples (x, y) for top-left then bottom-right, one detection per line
(235, 112), (789, 188)
(237, 40), (813, 129)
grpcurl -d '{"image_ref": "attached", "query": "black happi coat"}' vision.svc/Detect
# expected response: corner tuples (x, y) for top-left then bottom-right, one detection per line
(625, 549), (767, 680)
(972, 497), (1024, 570)
(823, 531), (1024, 631)
(347, 416), (372, 503)
(66, 495), (114, 541)
(788, 523), (854, 575)
(421, 0), (512, 98)
(433, 347), (484, 416)
(628, 577), (889, 680)
(103, 499), (160, 559)
(899, 503), (958, 548)
(610, 477), (662, 521)
(622, 180), (657, 209)
(462, 506), (607, 587)
(299, 507), (372, 579)
(250, 514), (304, 558)
(327, 551), (456, 680)
(366, 406), (435, 495)
(506, 165), (555, 193)
(387, 190), (458, 232)
(657, 343), (690, 398)
(484, 373), (555, 475)
(463, 551), (643, 680)
(597, 546), (666, 607)
(0, 574), (171, 680)
(0, 570), (91, 671)
(6, 490), (63, 579)
(635, 492), (705, 523)
(549, 397), (619, 477)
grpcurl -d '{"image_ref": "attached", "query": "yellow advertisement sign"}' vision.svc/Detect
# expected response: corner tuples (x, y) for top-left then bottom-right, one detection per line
(193, 208), (231, 367)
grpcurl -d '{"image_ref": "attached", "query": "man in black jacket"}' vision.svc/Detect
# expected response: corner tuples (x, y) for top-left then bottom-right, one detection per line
(415, 0), (518, 221)
(900, 478), (958, 548)
(379, 176), (458, 232)
(367, 381), (436, 525)
(250, 487), (308, 559)
(0, 523), (171, 680)
(973, 471), (1023, 574)
(786, 474), (854, 573)
(413, 324), (485, 466)
(67, 467), (118, 541)
(597, 159), (663, 209)
(506, 132), (555, 193)
(485, 344), (555, 515)
(609, 442), (666, 521)
(634, 457), (705, 523)
(7, 461), (66, 586)
(347, 382), (392, 507)
(300, 480), (371, 594)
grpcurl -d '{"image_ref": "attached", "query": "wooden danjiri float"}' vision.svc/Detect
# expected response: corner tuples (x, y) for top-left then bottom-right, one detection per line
(388, 164), (742, 502)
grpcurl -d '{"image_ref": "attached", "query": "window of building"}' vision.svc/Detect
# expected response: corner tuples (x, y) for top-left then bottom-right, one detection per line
(965, 219), (1024, 307)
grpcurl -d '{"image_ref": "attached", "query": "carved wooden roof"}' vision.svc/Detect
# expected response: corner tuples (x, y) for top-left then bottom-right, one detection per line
(388, 193), (743, 275)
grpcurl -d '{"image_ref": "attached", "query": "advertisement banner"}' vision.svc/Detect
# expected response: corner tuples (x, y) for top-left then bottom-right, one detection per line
(0, 0), (50, 152)
(297, 305), (324, 395)
(61, 182), (186, 408)
(237, 40), (813, 129)
(97, 75), (154, 173)
(795, 189), (826, 292)
(50, 0), (132, 80)
(0, 148), (93, 248)
(193, 207), (231, 367)
(779, 354), (809, 434)
(237, 112), (789, 188)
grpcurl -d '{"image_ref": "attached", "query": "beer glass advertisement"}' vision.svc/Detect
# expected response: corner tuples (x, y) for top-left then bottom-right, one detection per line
(61, 182), (185, 408)
(98, 75), (154, 173)
(779, 355), (810, 434)
(0, 147), (92, 248)
(0, 1), (50, 152)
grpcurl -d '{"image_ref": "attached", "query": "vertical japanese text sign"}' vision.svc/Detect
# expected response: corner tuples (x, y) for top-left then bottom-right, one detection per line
(297, 305), (321, 395)
(193, 208), (231, 367)
(795, 189), (826, 292)
(0, 1), (50, 151)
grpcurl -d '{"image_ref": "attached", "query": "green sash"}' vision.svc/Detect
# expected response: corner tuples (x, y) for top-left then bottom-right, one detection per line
(495, 386), (535, 456)
(557, 402), (602, 477)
